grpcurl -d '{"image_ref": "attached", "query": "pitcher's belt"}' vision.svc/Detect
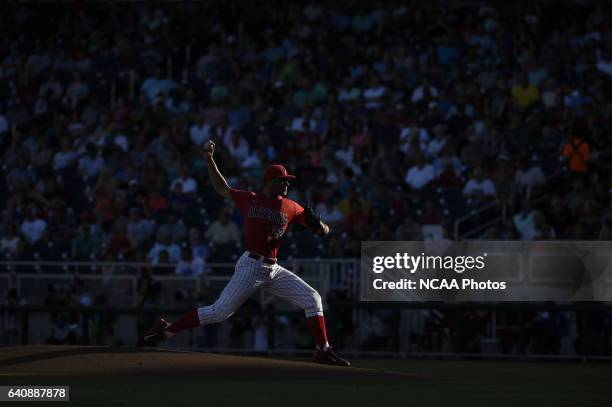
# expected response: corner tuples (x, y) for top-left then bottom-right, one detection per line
(248, 252), (276, 265)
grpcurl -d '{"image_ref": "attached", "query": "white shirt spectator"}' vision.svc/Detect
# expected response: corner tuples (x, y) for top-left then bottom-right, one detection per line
(213, 125), (233, 144)
(225, 135), (250, 161)
(400, 127), (429, 143)
(433, 156), (464, 175)
(290, 117), (317, 132)
(338, 87), (361, 102)
(513, 211), (536, 240)
(170, 176), (198, 194)
(67, 120), (85, 136)
(515, 166), (546, 191)
(141, 76), (176, 102)
(78, 154), (105, 178)
(411, 84), (439, 103)
(127, 219), (154, 244)
(463, 178), (496, 197)
(363, 85), (385, 108)
(334, 145), (354, 167)
(405, 163), (436, 190)
(596, 60), (612, 76)
(189, 122), (210, 146)
(20, 218), (47, 244)
(147, 242), (181, 264)
(242, 153), (262, 169)
(114, 133), (129, 152)
(399, 127), (429, 153)
(53, 150), (77, 171)
(0, 235), (20, 254)
(427, 137), (447, 158)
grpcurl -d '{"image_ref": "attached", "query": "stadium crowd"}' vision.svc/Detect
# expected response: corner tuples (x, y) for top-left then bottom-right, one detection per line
(2, 1), (612, 268)
(1, 1), (612, 354)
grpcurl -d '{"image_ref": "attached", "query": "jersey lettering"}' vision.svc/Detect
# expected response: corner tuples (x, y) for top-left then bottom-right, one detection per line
(248, 206), (289, 238)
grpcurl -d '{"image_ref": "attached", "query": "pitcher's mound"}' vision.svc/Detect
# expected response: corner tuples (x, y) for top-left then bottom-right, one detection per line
(0, 346), (419, 380)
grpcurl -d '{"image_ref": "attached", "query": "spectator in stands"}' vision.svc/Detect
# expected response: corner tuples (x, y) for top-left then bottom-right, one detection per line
(513, 199), (538, 240)
(0, 1), (611, 275)
(205, 209), (240, 245)
(146, 188), (169, 218)
(71, 220), (103, 260)
(363, 76), (386, 109)
(514, 154), (546, 198)
(103, 219), (136, 260)
(141, 66), (176, 102)
(511, 73), (540, 109)
(404, 154), (436, 191)
(1, 223), (22, 257)
(561, 128), (591, 179)
(188, 228), (209, 261)
(6, 155), (35, 188)
(433, 157), (463, 189)
(411, 78), (439, 105)
(189, 115), (210, 147)
(225, 131), (250, 162)
(95, 191), (127, 233)
(315, 198), (344, 229)
(141, 155), (167, 191)
(170, 163), (198, 195)
(52, 137), (77, 172)
(65, 71), (89, 105)
(147, 232), (180, 264)
(38, 72), (63, 101)
(175, 246), (205, 276)
(127, 207), (154, 249)
(19, 206), (47, 245)
(78, 144), (105, 183)
(490, 154), (515, 205)
(156, 212), (187, 244)
(463, 166), (496, 202)
(426, 125), (448, 159)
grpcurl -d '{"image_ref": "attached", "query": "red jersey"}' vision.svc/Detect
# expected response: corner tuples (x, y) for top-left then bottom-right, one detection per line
(229, 188), (306, 258)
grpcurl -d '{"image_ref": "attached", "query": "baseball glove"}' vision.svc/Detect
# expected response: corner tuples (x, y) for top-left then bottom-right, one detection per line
(303, 206), (326, 236)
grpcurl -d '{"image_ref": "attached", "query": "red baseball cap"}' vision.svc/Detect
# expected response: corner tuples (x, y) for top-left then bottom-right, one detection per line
(263, 164), (296, 181)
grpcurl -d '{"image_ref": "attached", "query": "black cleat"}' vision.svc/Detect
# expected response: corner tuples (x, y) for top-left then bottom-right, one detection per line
(139, 318), (171, 347)
(313, 347), (351, 367)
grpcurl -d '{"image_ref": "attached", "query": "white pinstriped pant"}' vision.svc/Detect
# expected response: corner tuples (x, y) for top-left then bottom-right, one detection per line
(197, 251), (323, 324)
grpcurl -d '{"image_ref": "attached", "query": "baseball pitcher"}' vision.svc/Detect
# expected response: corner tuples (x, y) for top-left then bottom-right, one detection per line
(140, 140), (350, 366)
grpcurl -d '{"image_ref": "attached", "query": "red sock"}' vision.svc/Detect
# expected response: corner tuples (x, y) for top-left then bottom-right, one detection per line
(306, 315), (329, 351)
(167, 309), (200, 333)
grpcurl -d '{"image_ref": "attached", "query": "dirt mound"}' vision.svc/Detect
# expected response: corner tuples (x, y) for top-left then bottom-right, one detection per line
(0, 346), (418, 380)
